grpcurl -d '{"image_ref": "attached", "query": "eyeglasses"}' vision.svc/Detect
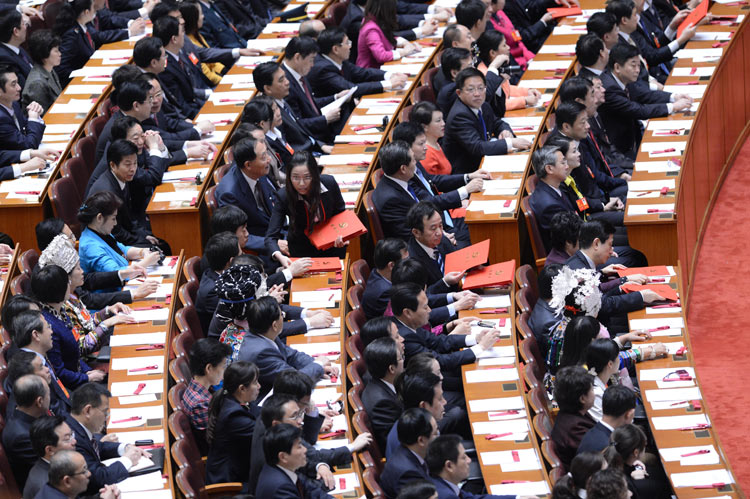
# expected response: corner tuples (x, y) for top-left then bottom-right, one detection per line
(290, 175), (312, 184)
(70, 466), (89, 476)
(462, 86), (486, 94)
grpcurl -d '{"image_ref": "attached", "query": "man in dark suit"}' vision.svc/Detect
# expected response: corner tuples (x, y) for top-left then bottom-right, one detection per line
(361, 337), (404, 452)
(195, 232), (240, 333)
(309, 27), (408, 99)
(35, 450), (120, 499)
(214, 0), (267, 40)
(23, 415), (78, 499)
(198, 0), (248, 49)
(215, 135), (278, 255)
(66, 383), (149, 495)
(427, 434), (517, 499)
(599, 42), (691, 159)
(443, 68), (529, 174)
(578, 385), (636, 455)
(362, 238), (408, 320)
(2, 375), (50, 489)
(257, 423), (334, 499)
(0, 11), (33, 88)
(502, 0), (555, 53)
(254, 61), (333, 155)
(405, 202), (461, 290)
(381, 408), (438, 499)
(141, 72), (210, 142)
(0, 65), (44, 150)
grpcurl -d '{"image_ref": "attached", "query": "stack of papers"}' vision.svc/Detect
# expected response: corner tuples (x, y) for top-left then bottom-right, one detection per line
(651, 413), (709, 430)
(109, 332), (166, 347)
(481, 448), (541, 472)
(468, 396), (525, 413)
(474, 294), (511, 309)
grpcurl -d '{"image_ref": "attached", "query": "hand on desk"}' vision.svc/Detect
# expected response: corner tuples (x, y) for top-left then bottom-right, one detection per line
(511, 137), (533, 150)
(420, 18), (439, 37)
(288, 256), (310, 276)
(128, 18), (147, 36)
(31, 147), (60, 161)
(308, 310), (334, 329)
(239, 47), (264, 56)
(321, 145), (334, 154)
(18, 157), (46, 174)
(619, 330), (652, 344)
(640, 289), (665, 303)
(195, 120), (216, 135)
(389, 72), (408, 89)
(477, 328), (503, 349)
(525, 89), (542, 107)
(121, 265), (147, 280)
(106, 303), (132, 315)
(268, 284), (287, 303)
(317, 464), (335, 490)
(124, 444), (151, 465)
(323, 363), (340, 379)
(103, 314), (136, 328)
(132, 280), (159, 299)
(87, 370), (106, 382)
(469, 169), (492, 180)
(99, 484), (121, 499)
(465, 177), (484, 193)
(137, 250), (161, 268)
(453, 291), (480, 311)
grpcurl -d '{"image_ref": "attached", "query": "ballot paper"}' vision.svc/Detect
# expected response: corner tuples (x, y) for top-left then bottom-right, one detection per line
(366, 104), (399, 115)
(538, 44), (577, 54)
(651, 413), (709, 430)
(329, 473), (360, 495)
(474, 345), (516, 359)
(468, 396), (525, 413)
(44, 123), (80, 135)
(91, 49), (133, 59)
(205, 129), (229, 144)
(465, 367), (519, 383)
(671, 469), (733, 488)
(69, 66), (118, 78)
(118, 394), (158, 405)
(317, 154), (373, 165)
(334, 134), (383, 144)
(311, 387), (342, 407)
(262, 22), (302, 33)
(644, 386), (702, 403)
(305, 318), (342, 337)
(152, 191), (197, 203)
(315, 438), (352, 451)
(516, 78), (562, 90)
(628, 179), (676, 192)
(481, 154), (529, 173)
(482, 178), (522, 195)
(635, 160), (681, 173)
(490, 481), (550, 496)
(293, 289), (342, 303)
(111, 356), (165, 374)
(124, 283), (173, 299)
(400, 48), (434, 63)
(235, 55), (277, 67)
(630, 317), (685, 330)
(672, 66), (715, 77)
(640, 141), (687, 158)
(293, 341), (341, 358)
(474, 293), (511, 309)
(552, 25), (588, 35)
(128, 307), (170, 322)
(246, 38), (292, 51)
(357, 98), (404, 108)
(640, 367), (695, 381)
(348, 114), (387, 125)
(646, 305), (682, 315)
(109, 332), (166, 347)
(663, 85), (707, 98)
(472, 419), (529, 435)
(675, 48), (723, 60)
(108, 404), (164, 428)
(691, 31), (732, 41)
(109, 429), (165, 445)
(466, 199), (517, 214)
(333, 173), (366, 188)
(64, 84), (108, 95)
(0, 177), (48, 193)
(116, 471), (166, 493)
(660, 445), (720, 466)
(526, 59), (572, 70)
(481, 448), (541, 472)
(162, 168), (208, 182)
(478, 357), (517, 367)
(121, 490), (173, 499)
(320, 87), (358, 116)
(110, 379), (164, 398)
(379, 63), (423, 75)
(627, 203), (674, 216)
(209, 91), (251, 105)
(646, 119), (694, 132)
(220, 74), (257, 84)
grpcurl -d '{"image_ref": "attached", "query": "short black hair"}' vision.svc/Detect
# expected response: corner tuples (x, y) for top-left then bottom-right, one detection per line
(425, 434), (462, 475)
(550, 211), (582, 252)
(440, 47), (472, 81)
(559, 76), (593, 104)
(608, 41), (640, 70)
(578, 220), (615, 249)
(364, 337), (399, 379)
(360, 317), (395, 349)
(153, 14), (180, 47)
(396, 407), (433, 445)
(584, 338), (620, 375)
(14, 374), (48, 408)
(10, 309), (45, 349)
(392, 258), (430, 288)
(409, 101), (439, 129)
(246, 296), (282, 335)
(555, 100), (587, 128)
(35, 218), (65, 251)
(31, 264), (68, 304)
(284, 36), (319, 60)
(456, 0), (486, 29)
(241, 98), (273, 126)
(396, 480), (437, 499)
(442, 24), (465, 48)
(399, 371), (440, 409)
(149, 0), (179, 22)
(0, 10), (22, 44)
(0, 63), (15, 90)
(260, 393), (297, 428)
(538, 264), (563, 300)
(390, 282), (423, 316)
(117, 78), (150, 111)
(133, 36), (164, 68)
(31, 415), (67, 457)
(188, 338), (232, 376)
(71, 383), (111, 415)
(378, 141), (411, 176)
(211, 205), (248, 235)
(553, 366), (594, 413)
(263, 423), (301, 465)
(373, 238), (407, 270)
(204, 232), (240, 271)
(602, 384), (636, 418)
(605, 0), (636, 26)
(230, 122), (262, 148)
(455, 67), (485, 91)
(8, 350), (39, 386)
(317, 27), (347, 55)
(586, 12), (617, 39)
(576, 34), (606, 68)
(107, 139), (138, 167)
(110, 116), (141, 142)
(477, 29), (505, 66)
(233, 136), (261, 168)
(273, 370), (314, 400)
(78, 191), (122, 226)
(27, 29), (61, 65)
(406, 201), (439, 232)
(391, 121), (425, 147)
(253, 62), (280, 94)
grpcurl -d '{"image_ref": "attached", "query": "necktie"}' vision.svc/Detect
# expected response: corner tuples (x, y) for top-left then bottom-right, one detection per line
(91, 437), (100, 460)
(19, 48), (32, 68)
(295, 476), (304, 498)
(93, 15), (100, 31)
(10, 112), (20, 131)
(255, 182), (269, 215)
(84, 30), (94, 50)
(433, 249), (444, 273)
(300, 76), (319, 114)
(406, 184), (420, 202)
(477, 109), (488, 141)
(413, 170), (454, 228)
(588, 131), (614, 177)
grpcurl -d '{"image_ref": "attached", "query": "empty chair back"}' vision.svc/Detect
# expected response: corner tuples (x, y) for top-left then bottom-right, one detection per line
(50, 176), (82, 237)
(176, 305), (205, 340)
(19, 249), (38, 275)
(170, 355), (192, 384)
(350, 259), (371, 286)
(363, 191), (384, 244)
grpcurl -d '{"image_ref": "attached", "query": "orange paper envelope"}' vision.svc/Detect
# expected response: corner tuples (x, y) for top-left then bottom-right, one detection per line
(308, 210), (368, 250)
(444, 239), (490, 275)
(616, 266), (670, 277)
(463, 260), (516, 290)
(290, 258), (342, 273)
(677, 0), (708, 37)
(547, 6), (583, 18)
(621, 283), (678, 301)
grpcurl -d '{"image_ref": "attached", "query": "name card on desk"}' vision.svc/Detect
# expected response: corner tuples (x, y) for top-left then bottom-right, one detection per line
(465, 367), (519, 383)
(109, 332), (166, 347)
(502, 116), (543, 130)
(490, 481), (550, 496)
(481, 448), (541, 472)
(471, 319), (511, 338)
(293, 289), (342, 303)
(526, 59), (572, 70)
(378, 63), (423, 75)
(652, 413), (708, 430)
(357, 98), (404, 108)
(152, 191), (197, 203)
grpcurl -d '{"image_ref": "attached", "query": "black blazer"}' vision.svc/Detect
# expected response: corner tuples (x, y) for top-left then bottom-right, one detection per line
(406, 236), (457, 290)
(1, 409), (38, 489)
(372, 176), (433, 241)
(256, 464), (334, 499)
(22, 458), (50, 499)
(281, 64), (334, 140)
(361, 378), (403, 451)
(0, 100), (45, 150)
(589, 114), (633, 177)
(0, 44), (33, 88)
(528, 181), (580, 251)
(214, 0), (267, 40)
(159, 51), (207, 120)
(380, 444), (430, 499)
(395, 319), (474, 373)
(88, 170), (152, 246)
(205, 396), (260, 484)
(308, 54), (387, 98)
(195, 268), (219, 334)
(577, 421), (612, 455)
(87, 140), (172, 198)
(277, 99), (328, 154)
(264, 174), (346, 258)
(56, 25), (126, 84)
(66, 415), (128, 495)
(77, 270), (131, 310)
(443, 98), (512, 174)
(142, 111), (201, 142)
(502, 0), (556, 53)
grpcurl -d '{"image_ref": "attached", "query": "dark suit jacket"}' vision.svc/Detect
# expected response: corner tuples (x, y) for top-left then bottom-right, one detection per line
(362, 269), (392, 320)
(88, 170), (154, 247)
(56, 25), (126, 84)
(184, 34), (236, 67)
(443, 98), (512, 174)
(66, 415), (128, 495)
(23, 458), (50, 499)
(395, 319), (474, 373)
(264, 174), (346, 258)
(277, 99), (329, 153)
(0, 100), (45, 150)
(205, 396), (260, 484)
(431, 476), (514, 499)
(380, 444), (430, 499)
(0, 44), (33, 88)
(308, 54), (387, 98)
(281, 64), (334, 140)
(551, 411), (596, 470)
(589, 114), (633, 177)
(44, 311), (91, 390)
(528, 181), (580, 251)
(577, 421), (612, 455)
(598, 70), (670, 159)
(214, 0), (266, 40)
(527, 299), (560, 356)
(502, 0), (556, 53)
(412, 162), (465, 211)
(142, 111), (201, 142)
(21, 64), (62, 114)
(199, 0), (248, 49)
(256, 464), (334, 499)
(361, 378), (403, 451)
(406, 236), (457, 290)
(31, 483), (68, 499)
(215, 164), (277, 252)
(237, 334), (324, 399)
(196, 268), (219, 334)
(2, 409), (38, 489)
(159, 50), (208, 120)
(77, 269), (131, 310)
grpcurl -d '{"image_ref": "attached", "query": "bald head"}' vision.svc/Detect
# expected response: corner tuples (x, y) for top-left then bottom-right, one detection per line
(49, 450), (90, 496)
(14, 374), (49, 412)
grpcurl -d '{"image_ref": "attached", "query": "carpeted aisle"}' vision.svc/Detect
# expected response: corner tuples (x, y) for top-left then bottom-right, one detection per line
(687, 135), (750, 494)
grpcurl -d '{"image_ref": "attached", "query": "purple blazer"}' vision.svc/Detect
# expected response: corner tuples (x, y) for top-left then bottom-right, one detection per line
(357, 19), (395, 69)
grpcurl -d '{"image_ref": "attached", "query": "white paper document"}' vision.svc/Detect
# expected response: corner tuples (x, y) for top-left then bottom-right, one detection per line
(627, 203), (674, 216)
(317, 154), (373, 165)
(320, 87), (357, 116)
(660, 445), (720, 466)
(472, 419), (529, 435)
(111, 356), (165, 374)
(671, 469), (733, 488)
(110, 379), (164, 398)
(651, 413), (709, 430)
(109, 332), (166, 347)
(474, 294), (511, 309)
(116, 471), (166, 493)
(468, 396), (525, 413)
(490, 481), (550, 496)
(644, 387), (702, 403)
(465, 367), (519, 383)
(481, 154), (529, 172)
(108, 405), (164, 429)
(129, 308), (170, 322)
(293, 341), (341, 358)
(481, 448), (541, 472)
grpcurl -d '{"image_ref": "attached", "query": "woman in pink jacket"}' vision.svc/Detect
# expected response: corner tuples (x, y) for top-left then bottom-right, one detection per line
(487, 0), (538, 69)
(356, 0), (418, 69)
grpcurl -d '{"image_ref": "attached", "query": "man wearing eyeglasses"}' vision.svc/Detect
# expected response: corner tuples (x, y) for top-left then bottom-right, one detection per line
(443, 67), (531, 174)
(34, 450), (120, 499)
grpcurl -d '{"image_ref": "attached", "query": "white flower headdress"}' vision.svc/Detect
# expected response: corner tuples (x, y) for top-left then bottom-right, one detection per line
(38, 234), (79, 273)
(549, 267), (602, 318)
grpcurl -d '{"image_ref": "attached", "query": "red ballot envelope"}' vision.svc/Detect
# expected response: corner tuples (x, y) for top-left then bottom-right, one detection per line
(616, 266), (670, 277)
(547, 6), (583, 18)
(444, 239), (490, 275)
(463, 260), (516, 290)
(290, 257), (342, 273)
(308, 210), (368, 250)
(621, 283), (679, 301)
(677, 0), (708, 37)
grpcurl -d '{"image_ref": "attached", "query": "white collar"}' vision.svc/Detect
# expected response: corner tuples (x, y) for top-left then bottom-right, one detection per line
(581, 251), (597, 270)
(612, 73), (627, 91)
(383, 174), (412, 194)
(277, 465), (298, 484)
(165, 49), (180, 60)
(394, 317), (416, 334)
(2, 42), (19, 55)
(78, 22), (87, 32)
(266, 128), (282, 140)
(439, 478), (461, 496)
(416, 238), (439, 259)
(283, 61), (303, 86)
(274, 97), (287, 109)
(321, 54), (342, 71)
(381, 379), (396, 393)
(584, 66), (603, 75)
(599, 419), (615, 432)
(0, 102), (14, 115)
(409, 449), (426, 466)
(114, 175), (127, 190)
(619, 31), (632, 43)
(241, 169), (259, 190)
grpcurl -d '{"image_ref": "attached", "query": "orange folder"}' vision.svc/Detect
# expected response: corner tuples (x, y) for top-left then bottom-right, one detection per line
(444, 239), (490, 275)
(463, 260), (516, 290)
(308, 210), (368, 250)
(289, 257), (342, 273)
(616, 266), (670, 277)
(677, 0), (708, 37)
(621, 283), (679, 301)
(547, 6), (583, 18)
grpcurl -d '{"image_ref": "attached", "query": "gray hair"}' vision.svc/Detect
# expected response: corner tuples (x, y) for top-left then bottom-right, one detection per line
(532, 145), (562, 179)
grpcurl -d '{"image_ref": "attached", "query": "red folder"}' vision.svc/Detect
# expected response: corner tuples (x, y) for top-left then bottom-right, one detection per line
(547, 6), (583, 18)
(308, 210), (368, 250)
(290, 258), (342, 273)
(444, 239), (490, 275)
(463, 260), (516, 290)
(616, 266), (670, 277)
(677, 0), (708, 37)
(621, 283), (679, 301)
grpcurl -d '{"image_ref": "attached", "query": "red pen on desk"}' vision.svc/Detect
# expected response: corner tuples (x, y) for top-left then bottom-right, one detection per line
(513, 126), (535, 131)
(511, 450), (520, 462)
(651, 148), (676, 154)
(672, 80), (699, 85)
(712, 41), (730, 48)
(135, 344), (164, 351)
(111, 416), (141, 424)
(211, 119), (232, 125)
(651, 302), (679, 307)
(503, 199), (512, 208)
(168, 256), (178, 267)
(351, 125), (378, 131)
(479, 308), (508, 314)
(15, 191), (40, 195)
(689, 67), (697, 75)
(556, 52), (576, 56)
(312, 351), (340, 357)
(542, 76), (562, 80)
(319, 430), (346, 439)
(681, 449), (710, 457)
(129, 365), (159, 372)
(654, 129), (684, 136)
(133, 305), (161, 311)
(647, 209), (673, 214)
(501, 480), (531, 484)
(346, 141), (376, 145)
(328, 293), (335, 301)
(377, 99), (402, 103)
(484, 432), (512, 440)
(660, 186), (669, 195)
(329, 375), (338, 383)
(694, 483), (726, 489)
(647, 326), (670, 332)
(488, 410), (519, 417)
(637, 190), (654, 197)
(346, 161), (370, 166)
(339, 478), (347, 490)
(316, 286), (342, 291)
(669, 400), (689, 406)
(133, 383), (146, 395)
(679, 423), (711, 430)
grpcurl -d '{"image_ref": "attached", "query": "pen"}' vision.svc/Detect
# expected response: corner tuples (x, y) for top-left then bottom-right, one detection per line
(479, 308), (509, 314)
(672, 80), (699, 85)
(651, 302), (679, 307)
(647, 326), (670, 332)
(339, 478), (347, 490)
(484, 432), (512, 440)
(319, 430), (346, 439)
(488, 410), (519, 417)
(133, 305), (161, 311)
(346, 161), (370, 166)
(503, 200), (512, 207)
(312, 351), (340, 357)
(651, 148), (676, 154)
(133, 383), (147, 395)
(211, 119), (232, 125)
(111, 416), (141, 424)
(693, 483), (725, 489)
(346, 141), (377, 145)
(329, 375), (338, 383)
(377, 99), (401, 103)
(219, 99), (244, 103)
(512, 126), (535, 131)
(669, 400), (689, 406)
(512, 450), (520, 462)
(712, 41), (730, 48)
(681, 449), (710, 457)
(501, 480), (530, 484)
(316, 286), (342, 291)
(675, 346), (687, 355)
(637, 190), (654, 196)
(556, 52), (576, 56)
(135, 344), (164, 351)
(543, 76), (562, 80)
(15, 191), (40, 195)
(168, 256), (178, 267)
(679, 424), (710, 430)
(689, 67), (697, 75)
(486, 365), (515, 370)
(647, 209), (673, 213)
(351, 125), (378, 131)
(654, 129), (684, 135)
(129, 365), (159, 372)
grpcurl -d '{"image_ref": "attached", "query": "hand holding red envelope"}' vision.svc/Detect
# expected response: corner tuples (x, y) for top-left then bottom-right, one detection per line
(463, 260), (516, 290)
(444, 239), (490, 275)
(621, 283), (679, 301)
